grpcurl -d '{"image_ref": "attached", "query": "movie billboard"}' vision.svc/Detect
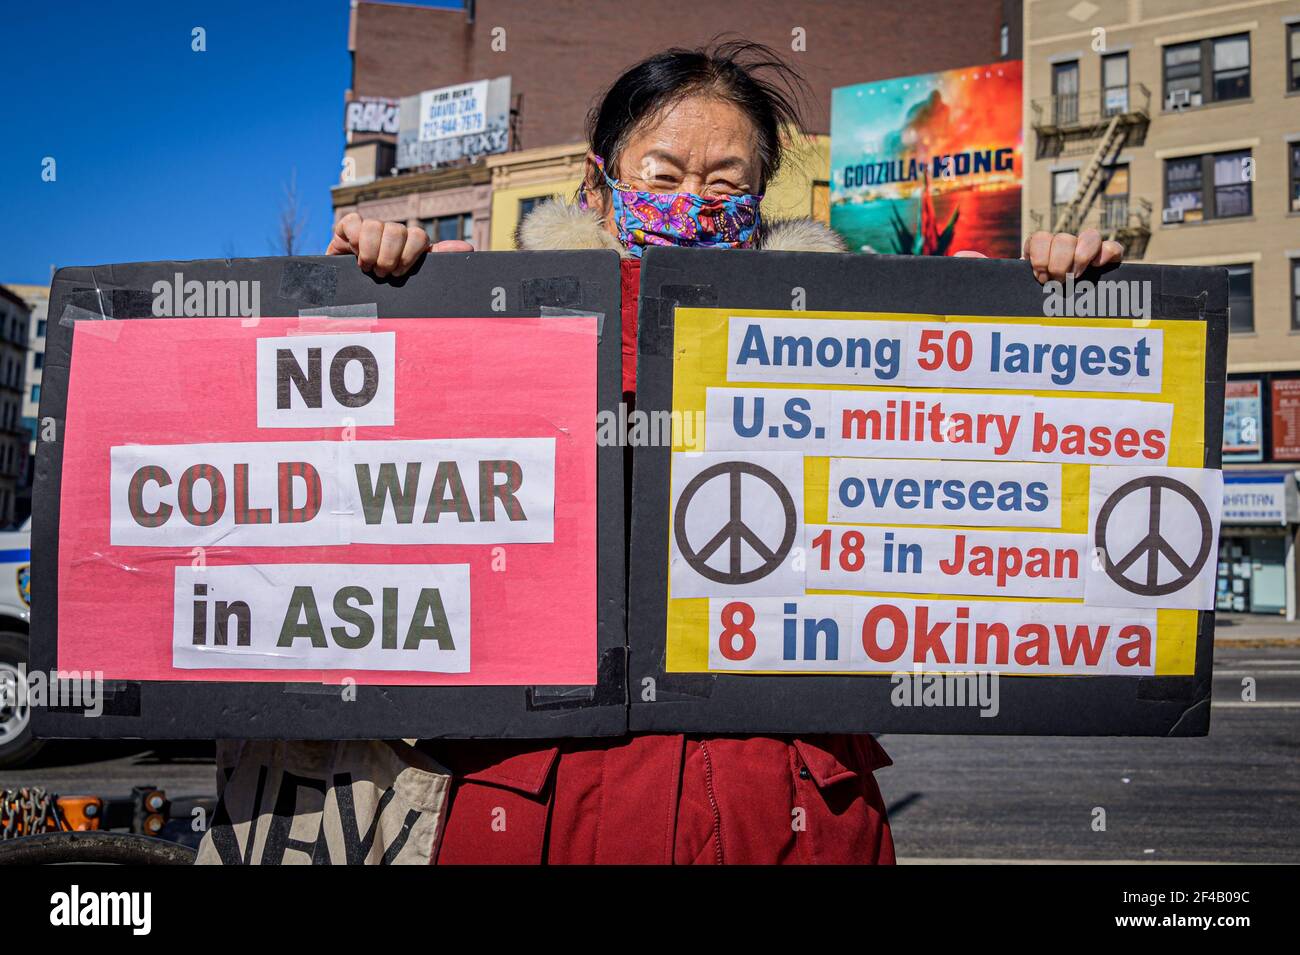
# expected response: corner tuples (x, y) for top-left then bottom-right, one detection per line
(830, 61), (1023, 258)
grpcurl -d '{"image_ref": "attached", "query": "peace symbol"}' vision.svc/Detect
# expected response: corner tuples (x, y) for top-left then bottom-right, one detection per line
(1094, 475), (1213, 596)
(673, 461), (797, 585)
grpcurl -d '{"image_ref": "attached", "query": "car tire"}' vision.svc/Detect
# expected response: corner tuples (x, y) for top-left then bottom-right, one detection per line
(0, 630), (43, 769)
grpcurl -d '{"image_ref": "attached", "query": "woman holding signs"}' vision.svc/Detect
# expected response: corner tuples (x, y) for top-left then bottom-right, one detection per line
(323, 40), (1124, 865)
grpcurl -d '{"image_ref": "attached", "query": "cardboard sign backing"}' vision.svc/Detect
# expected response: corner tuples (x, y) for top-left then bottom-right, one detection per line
(32, 251), (626, 739)
(629, 247), (1227, 736)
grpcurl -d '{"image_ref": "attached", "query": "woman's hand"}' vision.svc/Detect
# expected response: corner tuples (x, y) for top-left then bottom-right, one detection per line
(955, 228), (1124, 284)
(325, 212), (473, 277)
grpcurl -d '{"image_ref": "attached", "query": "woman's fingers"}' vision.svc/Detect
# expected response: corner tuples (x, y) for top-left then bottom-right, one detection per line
(372, 221), (407, 278)
(1046, 233), (1077, 282)
(355, 218), (385, 272)
(1071, 229), (1103, 277)
(1023, 231), (1053, 283)
(394, 227), (433, 275)
(1097, 239), (1125, 266)
(326, 212), (364, 256)
(324, 215), (460, 276)
(1022, 229), (1126, 284)
(431, 239), (474, 253)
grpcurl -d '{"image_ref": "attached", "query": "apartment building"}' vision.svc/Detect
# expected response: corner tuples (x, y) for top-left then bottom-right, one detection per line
(1023, 0), (1300, 615)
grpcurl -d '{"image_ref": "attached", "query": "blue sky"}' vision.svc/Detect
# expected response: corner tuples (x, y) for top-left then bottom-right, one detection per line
(0, 0), (460, 286)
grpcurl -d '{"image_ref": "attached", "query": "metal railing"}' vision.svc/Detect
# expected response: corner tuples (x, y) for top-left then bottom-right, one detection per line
(1030, 199), (1153, 258)
(1031, 84), (1151, 132)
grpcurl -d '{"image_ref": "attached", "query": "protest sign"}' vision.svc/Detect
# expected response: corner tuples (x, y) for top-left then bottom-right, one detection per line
(630, 249), (1227, 735)
(32, 252), (626, 739)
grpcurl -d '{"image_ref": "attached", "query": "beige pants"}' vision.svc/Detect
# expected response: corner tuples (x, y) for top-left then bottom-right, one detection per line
(195, 740), (450, 865)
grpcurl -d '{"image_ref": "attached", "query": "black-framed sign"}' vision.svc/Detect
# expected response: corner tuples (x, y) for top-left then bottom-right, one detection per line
(32, 251), (626, 740)
(629, 247), (1227, 736)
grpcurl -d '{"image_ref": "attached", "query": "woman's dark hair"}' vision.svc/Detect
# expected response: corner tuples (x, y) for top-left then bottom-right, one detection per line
(585, 38), (809, 192)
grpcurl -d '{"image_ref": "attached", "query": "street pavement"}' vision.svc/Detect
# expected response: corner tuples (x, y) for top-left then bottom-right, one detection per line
(2, 615), (1298, 863)
(881, 637), (1300, 863)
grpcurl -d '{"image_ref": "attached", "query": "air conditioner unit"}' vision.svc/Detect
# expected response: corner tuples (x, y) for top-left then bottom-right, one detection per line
(1166, 89), (1191, 110)
(1162, 207), (1184, 224)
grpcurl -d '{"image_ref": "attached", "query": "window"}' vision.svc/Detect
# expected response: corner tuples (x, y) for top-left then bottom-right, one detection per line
(1213, 150), (1252, 217)
(1100, 165), (1130, 230)
(422, 213), (472, 244)
(1000, 24), (1009, 58)
(33, 353), (43, 370)
(30, 385), (40, 403)
(1164, 42), (1202, 106)
(1051, 169), (1079, 226)
(1164, 150), (1252, 222)
(1052, 61), (1079, 124)
(518, 196), (549, 219)
(1227, 264), (1253, 333)
(1290, 143), (1300, 213)
(1213, 34), (1250, 100)
(1102, 52), (1129, 115)
(1292, 259), (1300, 331)
(36, 319), (46, 338)
(1163, 33), (1250, 108)
(1290, 23), (1300, 93)
(1165, 156), (1203, 220)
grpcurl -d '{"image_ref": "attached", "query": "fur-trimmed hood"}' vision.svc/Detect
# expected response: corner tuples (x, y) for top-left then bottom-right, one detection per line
(516, 199), (846, 255)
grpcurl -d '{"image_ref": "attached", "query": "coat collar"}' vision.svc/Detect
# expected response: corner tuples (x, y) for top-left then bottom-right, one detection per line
(516, 199), (847, 256)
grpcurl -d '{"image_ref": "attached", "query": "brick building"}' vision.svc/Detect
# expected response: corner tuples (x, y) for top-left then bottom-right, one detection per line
(334, 0), (1022, 248)
(1021, 0), (1300, 616)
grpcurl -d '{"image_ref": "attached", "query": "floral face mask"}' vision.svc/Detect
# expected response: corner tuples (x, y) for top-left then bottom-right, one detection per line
(583, 154), (763, 257)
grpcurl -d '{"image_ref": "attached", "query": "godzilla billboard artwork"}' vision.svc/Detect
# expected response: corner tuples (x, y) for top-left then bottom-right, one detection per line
(830, 61), (1023, 258)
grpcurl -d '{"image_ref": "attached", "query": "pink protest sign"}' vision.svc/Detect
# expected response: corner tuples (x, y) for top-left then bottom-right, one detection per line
(56, 315), (597, 686)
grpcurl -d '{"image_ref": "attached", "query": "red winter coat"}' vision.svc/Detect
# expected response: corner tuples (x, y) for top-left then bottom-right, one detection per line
(428, 208), (895, 865)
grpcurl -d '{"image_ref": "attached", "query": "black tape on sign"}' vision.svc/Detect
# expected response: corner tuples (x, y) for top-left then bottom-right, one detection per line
(644, 672), (716, 704)
(640, 285), (717, 355)
(1154, 290), (1212, 321)
(521, 275), (583, 310)
(66, 286), (155, 320)
(527, 647), (627, 710)
(279, 261), (340, 306)
(45, 681), (141, 718)
(1136, 676), (1199, 702)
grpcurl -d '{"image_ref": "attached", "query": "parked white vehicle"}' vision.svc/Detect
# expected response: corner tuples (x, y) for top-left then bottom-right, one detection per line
(0, 518), (37, 768)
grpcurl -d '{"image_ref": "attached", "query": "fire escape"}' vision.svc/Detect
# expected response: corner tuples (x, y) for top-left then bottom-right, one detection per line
(1029, 84), (1153, 259)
